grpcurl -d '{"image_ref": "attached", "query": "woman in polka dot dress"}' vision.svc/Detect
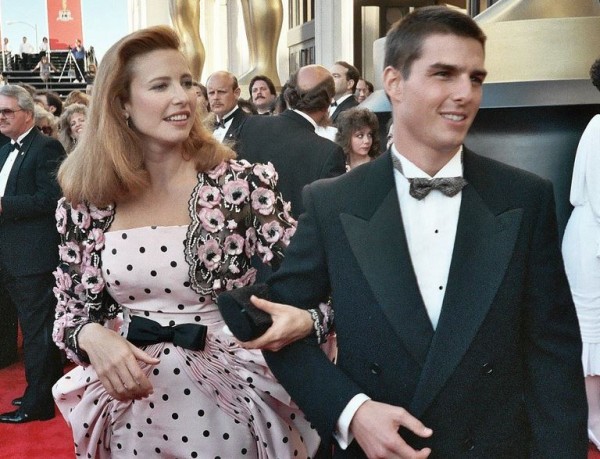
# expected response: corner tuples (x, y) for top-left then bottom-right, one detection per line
(52, 26), (331, 459)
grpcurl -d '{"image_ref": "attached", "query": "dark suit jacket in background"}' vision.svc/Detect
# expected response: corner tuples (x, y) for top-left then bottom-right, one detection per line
(262, 149), (587, 458)
(330, 95), (359, 125)
(0, 127), (65, 413)
(236, 110), (346, 218)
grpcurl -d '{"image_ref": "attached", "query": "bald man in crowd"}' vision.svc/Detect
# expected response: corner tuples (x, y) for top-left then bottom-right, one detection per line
(236, 65), (345, 218)
(206, 70), (248, 144)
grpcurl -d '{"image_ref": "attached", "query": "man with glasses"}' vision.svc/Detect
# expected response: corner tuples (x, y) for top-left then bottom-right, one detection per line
(0, 85), (65, 423)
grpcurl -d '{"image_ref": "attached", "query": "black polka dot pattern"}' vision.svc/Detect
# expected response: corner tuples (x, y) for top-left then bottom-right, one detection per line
(58, 224), (318, 457)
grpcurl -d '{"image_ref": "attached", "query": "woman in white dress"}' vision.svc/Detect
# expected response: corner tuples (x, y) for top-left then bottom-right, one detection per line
(562, 56), (600, 449)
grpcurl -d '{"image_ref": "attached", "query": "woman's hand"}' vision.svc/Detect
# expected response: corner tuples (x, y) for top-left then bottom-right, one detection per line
(238, 296), (314, 351)
(78, 323), (160, 401)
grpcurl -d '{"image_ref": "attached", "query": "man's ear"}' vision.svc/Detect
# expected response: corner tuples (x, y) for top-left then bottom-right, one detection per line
(234, 87), (241, 98)
(383, 66), (403, 103)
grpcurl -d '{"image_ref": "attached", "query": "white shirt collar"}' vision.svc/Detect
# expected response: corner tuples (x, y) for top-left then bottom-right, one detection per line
(217, 105), (239, 122)
(11, 126), (34, 147)
(334, 94), (355, 105)
(292, 109), (318, 131)
(391, 145), (463, 179)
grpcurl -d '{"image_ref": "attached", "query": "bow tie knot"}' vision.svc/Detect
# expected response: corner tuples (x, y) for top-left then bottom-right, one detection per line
(214, 119), (226, 129)
(408, 176), (467, 200)
(330, 101), (338, 108)
(391, 153), (467, 200)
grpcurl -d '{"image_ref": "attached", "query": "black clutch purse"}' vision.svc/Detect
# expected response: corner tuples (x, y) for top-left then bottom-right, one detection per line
(217, 284), (273, 341)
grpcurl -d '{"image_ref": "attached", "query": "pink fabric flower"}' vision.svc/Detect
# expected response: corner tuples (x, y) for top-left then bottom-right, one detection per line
(230, 159), (251, 172)
(224, 234), (245, 256)
(198, 185), (222, 208)
(260, 221), (284, 244)
(251, 188), (276, 215)
(81, 266), (105, 294)
(197, 239), (223, 271)
(282, 227), (296, 245)
(59, 241), (81, 264)
(257, 241), (273, 263)
(53, 267), (73, 291)
(223, 179), (250, 206)
(226, 219), (238, 230)
(199, 207), (225, 233)
(71, 203), (91, 230)
(253, 163), (278, 185)
(207, 161), (228, 180)
(83, 228), (105, 252)
(245, 227), (257, 258)
(226, 268), (257, 290)
(89, 204), (113, 220)
(55, 201), (68, 234)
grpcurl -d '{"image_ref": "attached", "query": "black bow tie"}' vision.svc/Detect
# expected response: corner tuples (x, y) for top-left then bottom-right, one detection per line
(330, 101), (338, 108)
(126, 315), (207, 351)
(392, 154), (467, 200)
(214, 112), (235, 130)
(10, 141), (23, 154)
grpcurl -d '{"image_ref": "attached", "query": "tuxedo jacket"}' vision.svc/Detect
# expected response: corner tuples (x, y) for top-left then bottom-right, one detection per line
(236, 110), (346, 218)
(330, 95), (359, 125)
(221, 107), (249, 146)
(0, 128), (64, 276)
(264, 149), (587, 458)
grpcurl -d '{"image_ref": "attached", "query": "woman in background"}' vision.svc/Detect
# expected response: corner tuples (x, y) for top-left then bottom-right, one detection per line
(58, 103), (87, 154)
(562, 56), (600, 449)
(335, 106), (380, 170)
(52, 26), (329, 459)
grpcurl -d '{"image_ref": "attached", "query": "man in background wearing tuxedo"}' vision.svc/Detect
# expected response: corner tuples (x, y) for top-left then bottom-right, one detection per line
(0, 85), (64, 423)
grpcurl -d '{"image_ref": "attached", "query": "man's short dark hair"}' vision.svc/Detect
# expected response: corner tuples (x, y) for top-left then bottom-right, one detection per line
(385, 6), (486, 79)
(284, 70), (334, 114)
(591, 57), (600, 92)
(249, 75), (277, 98)
(363, 79), (374, 93)
(38, 90), (64, 117)
(334, 61), (360, 93)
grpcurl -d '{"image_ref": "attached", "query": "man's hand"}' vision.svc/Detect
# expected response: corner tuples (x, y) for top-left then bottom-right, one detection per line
(238, 295), (314, 352)
(350, 400), (432, 459)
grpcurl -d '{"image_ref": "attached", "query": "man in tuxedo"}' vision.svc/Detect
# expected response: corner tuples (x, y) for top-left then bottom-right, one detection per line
(254, 6), (587, 457)
(206, 70), (248, 145)
(329, 61), (359, 125)
(236, 65), (346, 218)
(249, 74), (277, 115)
(0, 85), (64, 423)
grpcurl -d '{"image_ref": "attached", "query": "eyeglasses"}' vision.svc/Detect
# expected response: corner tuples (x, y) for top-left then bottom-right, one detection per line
(0, 108), (23, 119)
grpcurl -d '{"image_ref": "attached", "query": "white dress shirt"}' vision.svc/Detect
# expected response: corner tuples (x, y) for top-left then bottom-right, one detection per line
(212, 106), (239, 143)
(334, 146), (464, 448)
(328, 94), (354, 117)
(0, 128), (33, 198)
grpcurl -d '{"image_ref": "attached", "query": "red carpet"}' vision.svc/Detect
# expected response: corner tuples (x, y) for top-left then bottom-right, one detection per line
(1, 355), (600, 458)
(0, 358), (73, 459)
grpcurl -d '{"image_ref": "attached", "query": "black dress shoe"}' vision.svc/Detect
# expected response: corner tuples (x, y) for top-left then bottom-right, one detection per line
(0, 408), (54, 423)
(11, 397), (22, 406)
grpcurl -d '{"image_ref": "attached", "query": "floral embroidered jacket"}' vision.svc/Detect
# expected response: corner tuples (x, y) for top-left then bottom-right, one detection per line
(53, 159), (297, 365)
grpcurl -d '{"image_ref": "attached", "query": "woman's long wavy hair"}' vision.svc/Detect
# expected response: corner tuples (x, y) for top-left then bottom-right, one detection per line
(58, 25), (235, 206)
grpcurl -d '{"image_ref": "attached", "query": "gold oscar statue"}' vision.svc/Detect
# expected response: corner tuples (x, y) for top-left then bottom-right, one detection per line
(238, 0), (283, 87)
(169, 0), (205, 82)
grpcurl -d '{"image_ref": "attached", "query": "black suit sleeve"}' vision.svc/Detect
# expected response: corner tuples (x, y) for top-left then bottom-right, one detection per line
(319, 143), (346, 179)
(522, 181), (588, 457)
(1, 138), (64, 219)
(264, 184), (364, 442)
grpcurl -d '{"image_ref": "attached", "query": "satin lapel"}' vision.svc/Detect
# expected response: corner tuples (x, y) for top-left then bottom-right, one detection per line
(340, 154), (434, 366)
(410, 182), (523, 417)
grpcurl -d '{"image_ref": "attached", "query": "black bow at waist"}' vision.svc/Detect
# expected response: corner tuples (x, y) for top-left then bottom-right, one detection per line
(127, 315), (207, 351)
